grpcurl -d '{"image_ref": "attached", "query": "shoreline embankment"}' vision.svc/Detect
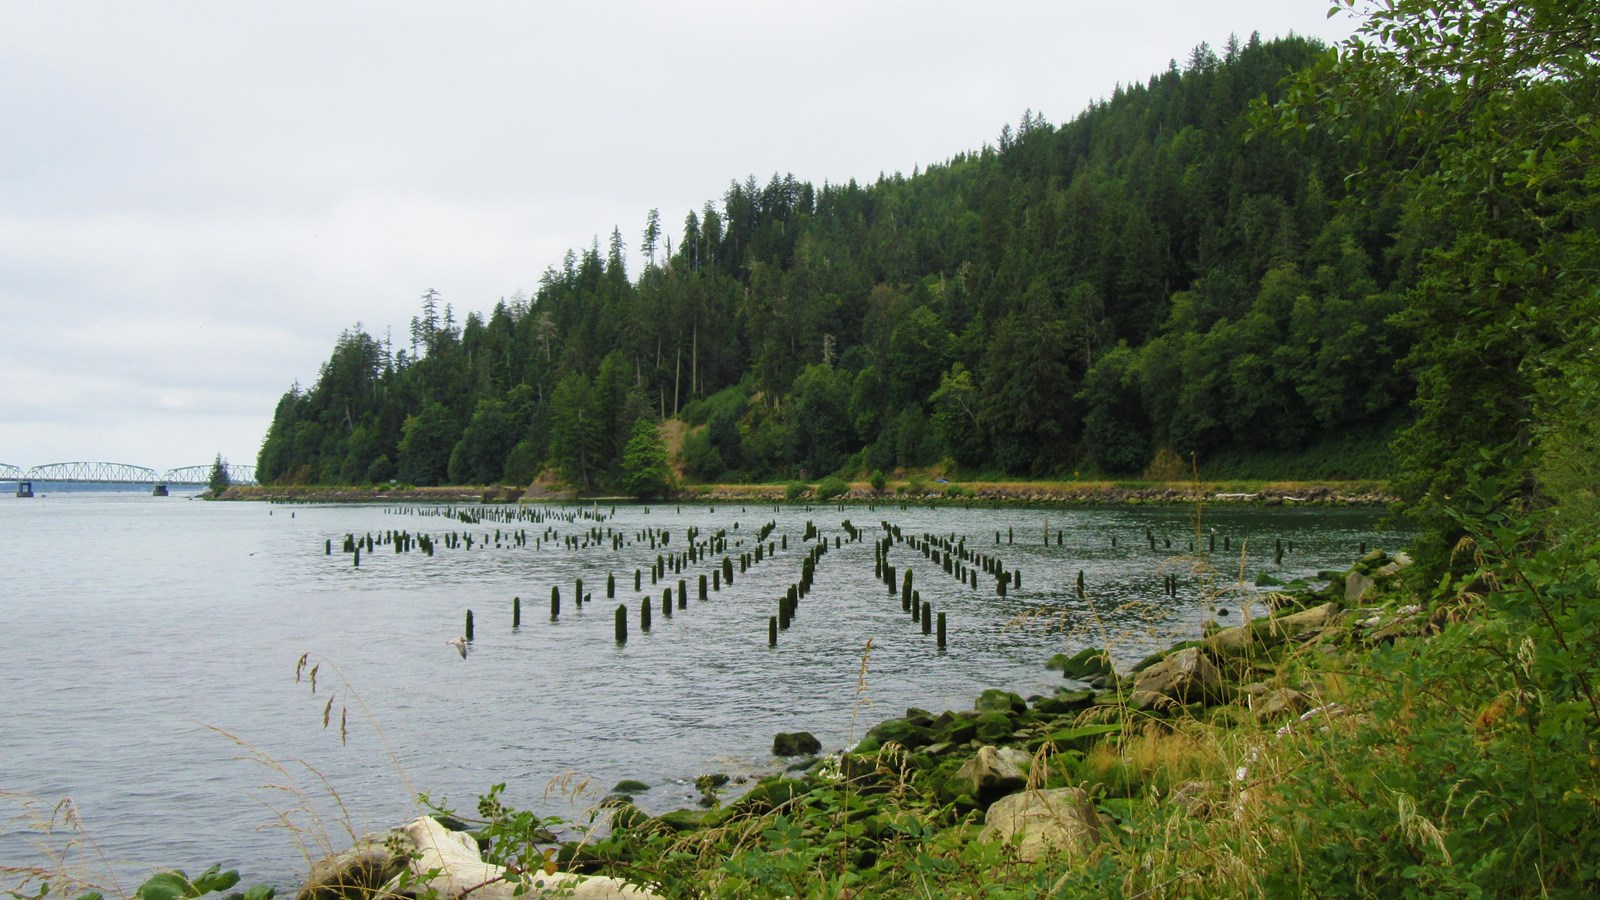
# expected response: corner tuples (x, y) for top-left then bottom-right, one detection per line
(220, 480), (1394, 506)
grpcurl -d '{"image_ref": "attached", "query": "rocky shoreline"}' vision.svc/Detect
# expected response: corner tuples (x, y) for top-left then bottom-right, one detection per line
(295, 546), (1419, 898)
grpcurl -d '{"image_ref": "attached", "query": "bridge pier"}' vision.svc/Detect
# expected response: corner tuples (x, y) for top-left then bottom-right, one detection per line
(152, 483), (169, 496)
(16, 480), (32, 498)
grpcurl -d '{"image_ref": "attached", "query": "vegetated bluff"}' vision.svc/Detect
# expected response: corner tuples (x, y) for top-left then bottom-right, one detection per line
(257, 34), (1412, 492)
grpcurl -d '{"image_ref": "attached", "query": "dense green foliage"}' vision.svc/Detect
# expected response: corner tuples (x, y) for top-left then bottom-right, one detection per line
(619, 419), (674, 499)
(208, 453), (230, 495)
(1269, 0), (1599, 570)
(258, 33), (1418, 489)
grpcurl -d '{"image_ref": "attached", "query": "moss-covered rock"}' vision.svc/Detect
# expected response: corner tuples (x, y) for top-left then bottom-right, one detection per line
(731, 777), (812, 814)
(1048, 647), (1115, 681)
(655, 807), (730, 832)
(975, 688), (1028, 714)
(974, 710), (1015, 743)
(772, 731), (822, 756)
(856, 716), (935, 753)
(1032, 688), (1096, 716)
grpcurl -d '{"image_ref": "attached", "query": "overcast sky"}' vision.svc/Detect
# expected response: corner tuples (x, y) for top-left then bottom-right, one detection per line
(0, 1), (1358, 473)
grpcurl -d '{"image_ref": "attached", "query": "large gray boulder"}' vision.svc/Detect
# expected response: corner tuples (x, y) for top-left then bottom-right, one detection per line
(946, 745), (1030, 805)
(1345, 571), (1376, 603)
(977, 787), (1102, 863)
(1131, 647), (1226, 706)
(1204, 603), (1340, 659)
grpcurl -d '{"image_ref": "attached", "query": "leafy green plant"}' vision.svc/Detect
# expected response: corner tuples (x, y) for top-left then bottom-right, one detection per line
(783, 481), (808, 502)
(814, 476), (849, 501)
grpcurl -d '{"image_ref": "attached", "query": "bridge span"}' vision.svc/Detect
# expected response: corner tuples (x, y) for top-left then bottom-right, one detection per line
(5, 461), (258, 496)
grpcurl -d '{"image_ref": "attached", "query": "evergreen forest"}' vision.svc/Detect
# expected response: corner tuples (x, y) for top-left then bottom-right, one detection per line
(256, 32), (1414, 495)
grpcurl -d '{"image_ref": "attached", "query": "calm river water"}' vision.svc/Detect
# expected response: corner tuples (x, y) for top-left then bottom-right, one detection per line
(1, 491), (1402, 888)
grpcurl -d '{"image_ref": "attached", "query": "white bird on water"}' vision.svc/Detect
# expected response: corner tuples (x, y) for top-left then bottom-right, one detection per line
(446, 636), (469, 659)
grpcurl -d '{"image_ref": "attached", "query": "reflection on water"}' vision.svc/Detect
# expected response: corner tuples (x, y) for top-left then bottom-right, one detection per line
(0, 493), (1402, 886)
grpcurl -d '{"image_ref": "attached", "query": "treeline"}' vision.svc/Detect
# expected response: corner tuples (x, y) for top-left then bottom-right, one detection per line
(258, 33), (1418, 491)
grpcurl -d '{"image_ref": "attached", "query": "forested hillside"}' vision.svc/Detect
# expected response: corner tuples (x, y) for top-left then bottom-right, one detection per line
(257, 33), (1417, 491)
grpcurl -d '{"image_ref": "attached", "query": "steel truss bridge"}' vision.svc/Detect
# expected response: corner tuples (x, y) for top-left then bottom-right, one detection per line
(1, 461), (258, 486)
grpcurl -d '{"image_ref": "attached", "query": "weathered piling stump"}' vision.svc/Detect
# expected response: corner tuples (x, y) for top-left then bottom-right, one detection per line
(615, 605), (627, 644)
(513, 596), (521, 628)
(465, 609), (474, 641)
(921, 601), (933, 634)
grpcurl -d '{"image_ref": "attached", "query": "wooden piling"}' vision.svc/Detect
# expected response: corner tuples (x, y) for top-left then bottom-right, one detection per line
(937, 612), (947, 649)
(615, 605), (627, 644)
(513, 596), (521, 628)
(922, 601), (932, 634)
(465, 609), (474, 641)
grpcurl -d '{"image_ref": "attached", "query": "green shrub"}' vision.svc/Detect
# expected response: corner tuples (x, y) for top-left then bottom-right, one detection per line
(784, 480), (808, 501)
(815, 476), (849, 500)
(680, 428), (725, 482)
(869, 469), (887, 493)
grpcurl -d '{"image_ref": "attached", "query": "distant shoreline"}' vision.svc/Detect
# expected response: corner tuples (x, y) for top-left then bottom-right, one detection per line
(218, 479), (1394, 506)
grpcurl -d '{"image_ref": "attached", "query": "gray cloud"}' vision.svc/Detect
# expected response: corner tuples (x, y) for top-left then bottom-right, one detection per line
(0, 0), (1356, 469)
